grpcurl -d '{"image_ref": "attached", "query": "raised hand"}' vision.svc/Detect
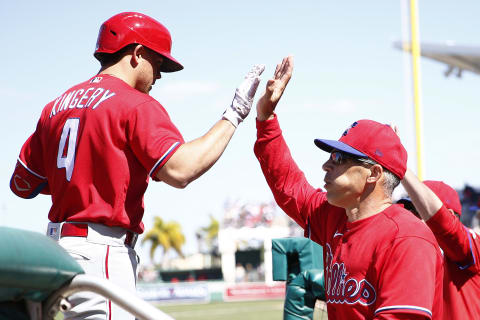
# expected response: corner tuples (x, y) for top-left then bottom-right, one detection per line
(256, 56), (294, 121)
(388, 123), (400, 137)
(223, 64), (265, 127)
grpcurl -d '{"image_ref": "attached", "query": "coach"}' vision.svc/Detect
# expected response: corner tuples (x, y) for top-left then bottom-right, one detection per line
(253, 56), (443, 319)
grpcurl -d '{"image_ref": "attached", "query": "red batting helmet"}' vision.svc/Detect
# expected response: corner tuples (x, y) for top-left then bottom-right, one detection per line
(94, 12), (183, 72)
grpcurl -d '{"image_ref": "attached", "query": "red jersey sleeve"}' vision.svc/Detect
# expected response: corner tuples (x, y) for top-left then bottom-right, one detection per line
(254, 116), (331, 244)
(10, 159), (49, 199)
(426, 204), (479, 271)
(374, 313), (428, 320)
(127, 100), (185, 181)
(11, 117), (50, 198)
(374, 237), (442, 319)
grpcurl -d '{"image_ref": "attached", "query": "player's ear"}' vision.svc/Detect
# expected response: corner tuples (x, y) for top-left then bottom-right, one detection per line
(366, 164), (383, 183)
(131, 44), (145, 67)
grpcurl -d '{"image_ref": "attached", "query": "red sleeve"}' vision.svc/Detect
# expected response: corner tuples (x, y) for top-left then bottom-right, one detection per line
(127, 100), (185, 181)
(374, 313), (429, 320)
(12, 117), (51, 198)
(426, 205), (479, 271)
(253, 115), (331, 244)
(374, 237), (441, 319)
(18, 119), (47, 177)
(10, 159), (49, 198)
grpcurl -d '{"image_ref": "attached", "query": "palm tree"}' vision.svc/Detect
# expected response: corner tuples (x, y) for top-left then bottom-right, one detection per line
(196, 215), (219, 255)
(202, 215), (219, 247)
(142, 217), (185, 264)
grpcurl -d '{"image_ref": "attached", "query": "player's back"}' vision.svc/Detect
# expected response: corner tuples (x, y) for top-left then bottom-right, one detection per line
(28, 74), (183, 233)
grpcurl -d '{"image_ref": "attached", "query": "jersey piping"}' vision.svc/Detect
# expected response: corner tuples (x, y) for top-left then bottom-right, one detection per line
(149, 141), (181, 177)
(17, 158), (46, 179)
(375, 305), (432, 317)
(458, 226), (476, 270)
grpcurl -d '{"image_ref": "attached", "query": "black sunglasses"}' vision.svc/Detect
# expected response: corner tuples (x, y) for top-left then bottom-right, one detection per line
(330, 151), (376, 166)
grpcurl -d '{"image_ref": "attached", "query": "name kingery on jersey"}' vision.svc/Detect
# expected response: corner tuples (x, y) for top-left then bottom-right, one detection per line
(49, 87), (116, 118)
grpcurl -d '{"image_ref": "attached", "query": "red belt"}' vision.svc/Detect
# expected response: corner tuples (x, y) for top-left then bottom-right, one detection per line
(61, 223), (137, 248)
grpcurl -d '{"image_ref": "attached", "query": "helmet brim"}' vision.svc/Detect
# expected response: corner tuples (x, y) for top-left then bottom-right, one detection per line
(159, 54), (184, 73)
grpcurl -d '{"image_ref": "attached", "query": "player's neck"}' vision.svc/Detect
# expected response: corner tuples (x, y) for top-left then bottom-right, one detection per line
(98, 63), (136, 89)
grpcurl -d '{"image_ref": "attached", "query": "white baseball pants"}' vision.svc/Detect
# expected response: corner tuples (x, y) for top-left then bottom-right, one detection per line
(47, 222), (139, 320)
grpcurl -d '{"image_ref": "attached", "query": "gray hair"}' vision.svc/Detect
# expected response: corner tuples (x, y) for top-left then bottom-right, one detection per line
(382, 169), (400, 198)
(358, 158), (400, 198)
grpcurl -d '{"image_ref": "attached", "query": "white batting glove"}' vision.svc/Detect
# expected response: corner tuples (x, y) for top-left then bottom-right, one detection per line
(223, 64), (265, 127)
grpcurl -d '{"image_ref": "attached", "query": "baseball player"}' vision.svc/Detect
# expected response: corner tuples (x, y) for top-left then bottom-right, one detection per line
(400, 171), (480, 319)
(253, 56), (443, 319)
(9, 12), (264, 320)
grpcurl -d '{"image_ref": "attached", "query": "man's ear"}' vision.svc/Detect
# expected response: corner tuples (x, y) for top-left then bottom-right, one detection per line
(366, 164), (383, 183)
(131, 44), (145, 67)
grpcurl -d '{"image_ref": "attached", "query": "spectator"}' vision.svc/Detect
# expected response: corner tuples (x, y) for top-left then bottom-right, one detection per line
(235, 263), (246, 283)
(246, 263), (260, 282)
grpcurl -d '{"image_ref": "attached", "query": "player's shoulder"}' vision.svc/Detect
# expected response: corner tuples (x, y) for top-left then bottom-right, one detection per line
(43, 74), (164, 113)
(381, 204), (437, 241)
(86, 74), (158, 107)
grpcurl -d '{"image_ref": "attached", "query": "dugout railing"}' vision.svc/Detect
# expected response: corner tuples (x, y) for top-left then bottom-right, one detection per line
(0, 226), (173, 320)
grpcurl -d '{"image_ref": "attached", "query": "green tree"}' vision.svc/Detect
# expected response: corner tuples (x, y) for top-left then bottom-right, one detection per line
(142, 217), (185, 263)
(196, 215), (219, 254)
(203, 215), (219, 244)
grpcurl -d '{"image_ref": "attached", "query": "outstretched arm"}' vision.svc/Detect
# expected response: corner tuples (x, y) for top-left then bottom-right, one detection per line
(256, 55), (293, 121)
(393, 125), (477, 266)
(401, 169), (443, 222)
(389, 124), (443, 221)
(254, 56), (329, 235)
(157, 64), (265, 188)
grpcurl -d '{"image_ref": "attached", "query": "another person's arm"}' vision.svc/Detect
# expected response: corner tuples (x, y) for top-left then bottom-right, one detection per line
(401, 169), (443, 222)
(402, 169), (478, 268)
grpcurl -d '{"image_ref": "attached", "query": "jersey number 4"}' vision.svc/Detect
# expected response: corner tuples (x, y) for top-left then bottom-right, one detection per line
(57, 118), (79, 181)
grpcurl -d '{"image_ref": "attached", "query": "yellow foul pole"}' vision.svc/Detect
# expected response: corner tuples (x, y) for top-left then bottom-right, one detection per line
(409, 0), (425, 180)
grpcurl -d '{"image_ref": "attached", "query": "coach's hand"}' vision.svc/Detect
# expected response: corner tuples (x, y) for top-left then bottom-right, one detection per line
(223, 64), (265, 127)
(256, 55), (294, 121)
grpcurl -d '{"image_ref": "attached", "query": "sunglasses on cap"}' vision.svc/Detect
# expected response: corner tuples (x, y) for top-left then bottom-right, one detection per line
(330, 151), (377, 166)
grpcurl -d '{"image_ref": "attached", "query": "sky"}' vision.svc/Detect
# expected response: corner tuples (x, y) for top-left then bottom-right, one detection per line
(1, 1), (479, 263)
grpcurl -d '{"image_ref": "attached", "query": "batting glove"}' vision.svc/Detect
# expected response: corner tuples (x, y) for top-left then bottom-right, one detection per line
(223, 64), (265, 127)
